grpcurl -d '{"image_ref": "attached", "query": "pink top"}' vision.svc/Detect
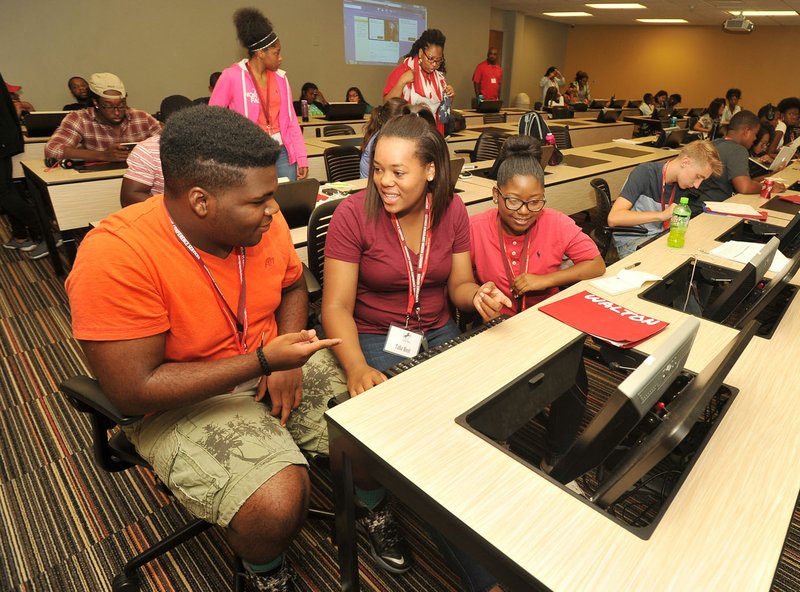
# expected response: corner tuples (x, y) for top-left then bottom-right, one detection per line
(470, 209), (600, 315)
(325, 190), (471, 334)
(209, 60), (307, 167)
(123, 134), (162, 196)
(472, 61), (502, 101)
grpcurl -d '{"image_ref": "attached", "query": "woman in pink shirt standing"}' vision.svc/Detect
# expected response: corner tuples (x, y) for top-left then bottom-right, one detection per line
(470, 135), (605, 472)
(210, 8), (307, 181)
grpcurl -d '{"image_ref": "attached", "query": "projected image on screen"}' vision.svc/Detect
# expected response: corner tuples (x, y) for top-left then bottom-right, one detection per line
(343, 0), (427, 65)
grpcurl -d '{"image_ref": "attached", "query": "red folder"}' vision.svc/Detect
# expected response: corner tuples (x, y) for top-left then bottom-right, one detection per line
(539, 291), (669, 348)
(779, 195), (800, 204)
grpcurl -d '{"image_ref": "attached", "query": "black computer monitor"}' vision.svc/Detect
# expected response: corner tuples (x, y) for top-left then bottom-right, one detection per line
(704, 237), (779, 322)
(589, 99), (607, 109)
(609, 99), (625, 109)
(591, 318), (759, 507)
(549, 317), (700, 485)
(715, 212), (800, 257)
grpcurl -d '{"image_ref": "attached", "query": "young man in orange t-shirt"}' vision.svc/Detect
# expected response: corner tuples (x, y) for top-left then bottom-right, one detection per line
(66, 106), (341, 590)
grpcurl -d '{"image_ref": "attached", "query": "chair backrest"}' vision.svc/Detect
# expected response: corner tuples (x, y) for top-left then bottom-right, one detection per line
(708, 121), (721, 141)
(323, 146), (361, 183)
(549, 125), (572, 150)
(472, 132), (508, 162)
(274, 178), (320, 229)
(589, 177), (614, 259)
(307, 197), (345, 289)
(518, 111), (552, 141)
(482, 112), (507, 124)
(319, 124), (357, 137)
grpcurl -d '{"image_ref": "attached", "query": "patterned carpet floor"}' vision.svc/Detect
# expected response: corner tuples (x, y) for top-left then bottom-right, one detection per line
(0, 220), (798, 592)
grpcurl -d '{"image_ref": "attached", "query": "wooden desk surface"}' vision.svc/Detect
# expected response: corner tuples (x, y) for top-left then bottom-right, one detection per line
(21, 159), (127, 185)
(326, 201), (800, 591)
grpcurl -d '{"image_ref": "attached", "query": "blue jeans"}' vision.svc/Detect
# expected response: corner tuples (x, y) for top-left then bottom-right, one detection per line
(275, 146), (297, 181)
(359, 318), (499, 592)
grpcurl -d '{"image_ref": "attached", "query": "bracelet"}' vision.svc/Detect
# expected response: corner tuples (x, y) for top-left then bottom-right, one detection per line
(256, 347), (272, 376)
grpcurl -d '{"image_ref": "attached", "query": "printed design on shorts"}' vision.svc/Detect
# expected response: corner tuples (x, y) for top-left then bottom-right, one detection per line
(200, 415), (284, 469)
(299, 353), (347, 412)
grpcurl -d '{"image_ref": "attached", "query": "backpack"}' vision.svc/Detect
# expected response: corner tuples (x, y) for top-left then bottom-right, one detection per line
(518, 111), (564, 165)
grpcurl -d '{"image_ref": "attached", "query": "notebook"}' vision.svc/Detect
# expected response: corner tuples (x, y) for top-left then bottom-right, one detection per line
(24, 111), (69, 137)
(324, 102), (367, 121)
(476, 100), (502, 113)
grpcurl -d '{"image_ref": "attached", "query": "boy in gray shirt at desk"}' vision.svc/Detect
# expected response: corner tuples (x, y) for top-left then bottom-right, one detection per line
(608, 140), (722, 258)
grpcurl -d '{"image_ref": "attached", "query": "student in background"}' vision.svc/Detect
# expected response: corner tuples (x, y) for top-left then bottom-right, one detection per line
(6, 82), (34, 118)
(383, 28), (454, 135)
(539, 66), (565, 105)
(358, 97), (409, 178)
(470, 135), (604, 471)
(322, 115), (510, 587)
(769, 97), (800, 156)
(211, 8), (308, 181)
(654, 90), (669, 112)
(472, 47), (502, 101)
(698, 110), (785, 207)
(120, 95), (193, 207)
(750, 124), (774, 164)
(692, 97), (725, 139)
(544, 86), (564, 108)
(345, 86), (373, 114)
(574, 70), (591, 103)
(639, 92), (655, 116)
(608, 140), (722, 258)
(63, 76), (92, 111)
(293, 82), (329, 117)
(193, 71), (222, 106)
(669, 93), (682, 111)
(563, 84), (579, 105)
(721, 88), (742, 124)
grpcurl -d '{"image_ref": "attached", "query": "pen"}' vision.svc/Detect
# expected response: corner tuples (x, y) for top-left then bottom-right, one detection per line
(625, 262), (641, 269)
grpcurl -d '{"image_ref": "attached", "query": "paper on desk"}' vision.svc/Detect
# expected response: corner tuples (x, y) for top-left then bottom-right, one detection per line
(612, 138), (638, 144)
(704, 201), (767, 219)
(708, 241), (790, 272)
(589, 268), (663, 296)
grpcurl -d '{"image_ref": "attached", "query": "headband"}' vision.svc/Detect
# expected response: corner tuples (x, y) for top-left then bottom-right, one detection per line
(248, 31), (278, 51)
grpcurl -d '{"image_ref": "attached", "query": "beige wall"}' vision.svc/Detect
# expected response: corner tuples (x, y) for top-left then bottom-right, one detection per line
(564, 25), (800, 111)
(0, 0), (491, 114)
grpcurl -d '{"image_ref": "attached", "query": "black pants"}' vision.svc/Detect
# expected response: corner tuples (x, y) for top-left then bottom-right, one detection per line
(0, 157), (39, 240)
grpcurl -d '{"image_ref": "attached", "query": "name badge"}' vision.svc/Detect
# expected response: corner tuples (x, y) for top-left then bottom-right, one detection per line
(490, 78), (497, 84)
(384, 324), (424, 358)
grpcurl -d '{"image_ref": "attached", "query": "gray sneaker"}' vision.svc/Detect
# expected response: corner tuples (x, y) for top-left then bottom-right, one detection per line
(243, 558), (295, 592)
(25, 241), (50, 260)
(3, 238), (37, 252)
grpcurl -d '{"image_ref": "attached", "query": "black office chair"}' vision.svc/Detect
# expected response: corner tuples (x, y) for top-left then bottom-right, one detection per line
(588, 178), (647, 263)
(274, 178), (320, 229)
(307, 197), (345, 297)
(482, 112), (507, 124)
(549, 125), (572, 150)
(60, 375), (333, 592)
(455, 132), (508, 163)
(323, 146), (361, 183)
(708, 121), (721, 141)
(316, 124), (357, 138)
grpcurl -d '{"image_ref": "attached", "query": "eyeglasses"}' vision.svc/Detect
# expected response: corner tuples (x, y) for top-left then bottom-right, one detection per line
(97, 101), (127, 112)
(422, 51), (443, 65)
(495, 188), (546, 212)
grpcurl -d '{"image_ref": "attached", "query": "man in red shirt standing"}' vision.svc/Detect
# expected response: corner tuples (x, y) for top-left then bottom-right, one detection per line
(472, 47), (502, 101)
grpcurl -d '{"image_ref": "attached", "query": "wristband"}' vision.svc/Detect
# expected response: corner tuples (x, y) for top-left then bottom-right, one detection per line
(256, 347), (273, 376)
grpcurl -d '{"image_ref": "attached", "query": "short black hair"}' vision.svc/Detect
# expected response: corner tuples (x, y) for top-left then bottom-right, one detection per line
(68, 76), (86, 88)
(728, 110), (759, 132)
(160, 106), (280, 197)
(301, 82), (319, 95)
(777, 97), (800, 114)
(643, 92), (654, 103)
(157, 95), (193, 123)
(234, 7), (275, 55)
(726, 88), (742, 100)
(655, 90), (668, 99)
(209, 71), (222, 88)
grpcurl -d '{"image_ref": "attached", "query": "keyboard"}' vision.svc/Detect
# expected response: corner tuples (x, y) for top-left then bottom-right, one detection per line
(384, 315), (509, 377)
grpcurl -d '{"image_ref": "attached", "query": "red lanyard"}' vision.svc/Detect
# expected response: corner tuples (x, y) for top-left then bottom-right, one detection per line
(170, 218), (249, 354)
(660, 160), (677, 229)
(246, 62), (275, 133)
(391, 195), (433, 327)
(496, 214), (531, 313)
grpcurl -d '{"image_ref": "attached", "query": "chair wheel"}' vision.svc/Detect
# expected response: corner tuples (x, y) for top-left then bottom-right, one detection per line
(112, 572), (141, 592)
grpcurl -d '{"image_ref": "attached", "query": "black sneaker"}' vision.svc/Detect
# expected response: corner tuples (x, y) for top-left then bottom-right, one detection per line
(356, 499), (413, 574)
(243, 558), (295, 592)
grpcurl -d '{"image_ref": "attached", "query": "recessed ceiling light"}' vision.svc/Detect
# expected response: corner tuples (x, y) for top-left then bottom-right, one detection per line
(586, 3), (646, 8)
(636, 18), (689, 23)
(727, 10), (798, 17)
(543, 12), (593, 17)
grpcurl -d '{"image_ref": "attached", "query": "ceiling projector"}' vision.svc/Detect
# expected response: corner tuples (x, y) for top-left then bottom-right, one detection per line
(723, 15), (754, 32)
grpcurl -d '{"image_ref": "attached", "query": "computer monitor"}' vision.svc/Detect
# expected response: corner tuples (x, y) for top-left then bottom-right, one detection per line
(572, 102), (588, 112)
(704, 237), (779, 322)
(324, 102), (367, 121)
(549, 317), (700, 485)
(274, 178), (320, 229)
(609, 99), (625, 109)
(24, 111), (69, 137)
(596, 109), (621, 124)
(722, 212), (800, 256)
(589, 99), (607, 109)
(476, 99), (503, 113)
(627, 100), (642, 108)
(591, 318), (759, 507)
(654, 127), (688, 149)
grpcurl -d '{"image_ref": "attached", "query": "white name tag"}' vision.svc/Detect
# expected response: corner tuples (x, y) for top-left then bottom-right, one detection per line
(490, 78), (497, 84)
(383, 324), (424, 358)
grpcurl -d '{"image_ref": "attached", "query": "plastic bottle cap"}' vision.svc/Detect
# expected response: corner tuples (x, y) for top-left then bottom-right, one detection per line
(680, 197), (689, 204)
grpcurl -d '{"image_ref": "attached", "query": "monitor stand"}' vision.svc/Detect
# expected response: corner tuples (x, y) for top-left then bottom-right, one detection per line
(638, 259), (737, 318)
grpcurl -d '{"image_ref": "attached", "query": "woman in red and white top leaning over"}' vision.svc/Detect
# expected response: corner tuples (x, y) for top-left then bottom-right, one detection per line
(210, 7), (307, 181)
(383, 29), (454, 135)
